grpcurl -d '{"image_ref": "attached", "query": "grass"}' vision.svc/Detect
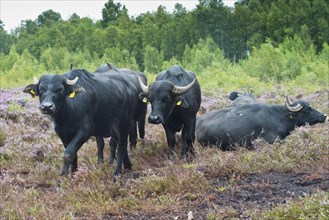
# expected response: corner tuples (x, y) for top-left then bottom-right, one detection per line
(0, 80), (328, 219)
(261, 191), (329, 220)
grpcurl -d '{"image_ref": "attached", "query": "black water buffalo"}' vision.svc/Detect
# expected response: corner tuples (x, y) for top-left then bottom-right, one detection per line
(139, 65), (201, 157)
(93, 63), (147, 164)
(229, 91), (257, 106)
(196, 97), (327, 150)
(23, 68), (141, 178)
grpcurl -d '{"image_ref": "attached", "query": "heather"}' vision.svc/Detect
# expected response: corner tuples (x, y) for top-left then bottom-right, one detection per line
(0, 85), (328, 219)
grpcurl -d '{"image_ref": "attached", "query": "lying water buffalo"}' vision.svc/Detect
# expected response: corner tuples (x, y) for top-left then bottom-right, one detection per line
(24, 68), (141, 178)
(196, 97), (327, 150)
(139, 65), (201, 157)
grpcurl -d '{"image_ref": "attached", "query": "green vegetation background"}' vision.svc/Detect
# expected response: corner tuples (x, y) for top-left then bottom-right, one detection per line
(1, 0), (328, 92)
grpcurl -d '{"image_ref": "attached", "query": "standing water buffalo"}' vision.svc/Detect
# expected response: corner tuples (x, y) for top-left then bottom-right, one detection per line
(229, 91), (257, 106)
(196, 97), (327, 150)
(92, 63), (147, 164)
(139, 65), (201, 157)
(23, 68), (141, 178)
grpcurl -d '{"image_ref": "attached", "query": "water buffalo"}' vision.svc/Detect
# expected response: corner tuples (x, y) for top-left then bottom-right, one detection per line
(139, 65), (201, 157)
(229, 91), (257, 106)
(196, 97), (327, 150)
(23, 68), (141, 178)
(92, 63), (147, 164)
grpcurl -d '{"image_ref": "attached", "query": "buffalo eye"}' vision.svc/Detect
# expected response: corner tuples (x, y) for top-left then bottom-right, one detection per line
(38, 87), (45, 93)
(163, 95), (171, 103)
(54, 87), (63, 94)
(304, 106), (312, 113)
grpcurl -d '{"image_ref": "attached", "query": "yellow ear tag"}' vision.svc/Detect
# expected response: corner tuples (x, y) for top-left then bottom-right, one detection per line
(30, 89), (35, 98)
(142, 97), (148, 103)
(176, 100), (182, 106)
(69, 91), (76, 98)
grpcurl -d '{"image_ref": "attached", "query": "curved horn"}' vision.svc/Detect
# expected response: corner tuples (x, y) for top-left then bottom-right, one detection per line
(285, 96), (293, 106)
(69, 64), (73, 70)
(285, 97), (303, 112)
(172, 78), (196, 95)
(66, 76), (78, 85)
(138, 77), (149, 94)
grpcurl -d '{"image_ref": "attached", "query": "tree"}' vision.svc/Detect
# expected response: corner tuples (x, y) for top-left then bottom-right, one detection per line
(173, 3), (187, 16)
(0, 20), (15, 54)
(36, 9), (62, 26)
(144, 45), (164, 73)
(101, 0), (123, 27)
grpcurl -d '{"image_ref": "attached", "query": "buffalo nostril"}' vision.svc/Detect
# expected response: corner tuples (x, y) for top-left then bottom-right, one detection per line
(40, 102), (54, 112)
(148, 115), (160, 124)
(43, 103), (53, 109)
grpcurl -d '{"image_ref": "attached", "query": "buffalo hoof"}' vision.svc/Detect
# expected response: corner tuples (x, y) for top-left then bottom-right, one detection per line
(166, 150), (178, 160)
(140, 138), (146, 148)
(97, 158), (104, 164)
(60, 164), (70, 176)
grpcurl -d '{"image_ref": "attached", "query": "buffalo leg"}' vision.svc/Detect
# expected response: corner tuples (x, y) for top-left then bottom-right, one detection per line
(138, 114), (146, 147)
(71, 156), (78, 173)
(96, 137), (104, 163)
(109, 137), (118, 164)
(113, 131), (129, 177)
(61, 133), (87, 175)
(123, 148), (132, 170)
(129, 123), (137, 150)
(138, 114), (146, 140)
(163, 124), (176, 156)
(181, 119), (196, 158)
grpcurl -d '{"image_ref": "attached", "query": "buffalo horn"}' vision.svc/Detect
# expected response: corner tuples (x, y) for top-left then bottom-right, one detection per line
(69, 64), (73, 70)
(285, 96), (293, 106)
(172, 78), (196, 95)
(66, 76), (78, 85)
(138, 77), (149, 94)
(285, 96), (303, 112)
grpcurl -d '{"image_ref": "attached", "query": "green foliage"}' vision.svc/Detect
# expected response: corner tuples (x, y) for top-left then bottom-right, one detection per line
(239, 34), (328, 83)
(0, 23), (14, 54)
(144, 45), (164, 74)
(182, 37), (230, 74)
(1, 49), (40, 87)
(161, 57), (182, 70)
(101, 0), (123, 27)
(36, 9), (62, 26)
(8, 102), (23, 112)
(1, 45), (20, 72)
(0, 0), (328, 89)
(103, 47), (139, 70)
(262, 192), (329, 219)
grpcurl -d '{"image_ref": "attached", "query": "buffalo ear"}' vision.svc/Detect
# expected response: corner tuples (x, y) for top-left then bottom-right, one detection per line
(68, 85), (86, 98)
(23, 84), (38, 98)
(175, 96), (189, 108)
(139, 92), (148, 103)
